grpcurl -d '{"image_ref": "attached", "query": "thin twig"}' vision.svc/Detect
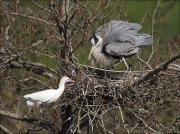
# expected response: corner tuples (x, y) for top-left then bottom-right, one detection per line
(10, 12), (56, 26)
(147, 0), (160, 63)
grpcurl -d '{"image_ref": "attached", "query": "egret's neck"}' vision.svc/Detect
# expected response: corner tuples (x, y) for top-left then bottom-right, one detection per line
(58, 81), (66, 91)
(53, 80), (66, 100)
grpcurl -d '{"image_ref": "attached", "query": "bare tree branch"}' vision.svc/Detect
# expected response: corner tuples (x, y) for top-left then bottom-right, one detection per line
(0, 125), (13, 134)
(9, 12), (56, 26)
(0, 110), (56, 131)
(134, 54), (180, 85)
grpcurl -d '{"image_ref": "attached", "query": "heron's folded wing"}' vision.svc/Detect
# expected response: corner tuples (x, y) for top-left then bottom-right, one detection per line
(102, 29), (153, 57)
(103, 41), (139, 57)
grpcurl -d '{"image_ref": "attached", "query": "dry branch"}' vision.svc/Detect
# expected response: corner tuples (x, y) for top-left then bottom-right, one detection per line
(0, 110), (56, 131)
(9, 12), (56, 26)
(6, 60), (56, 78)
(0, 125), (13, 134)
(134, 54), (180, 85)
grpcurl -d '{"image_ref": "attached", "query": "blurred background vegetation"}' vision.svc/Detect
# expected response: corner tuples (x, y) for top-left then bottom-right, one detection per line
(0, 0), (179, 133)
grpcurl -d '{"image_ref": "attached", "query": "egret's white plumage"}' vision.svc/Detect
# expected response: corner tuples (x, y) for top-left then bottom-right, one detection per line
(24, 76), (74, 108)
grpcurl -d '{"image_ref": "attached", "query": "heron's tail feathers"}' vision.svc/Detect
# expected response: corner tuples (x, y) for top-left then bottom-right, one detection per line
(140, 33), (153, 46)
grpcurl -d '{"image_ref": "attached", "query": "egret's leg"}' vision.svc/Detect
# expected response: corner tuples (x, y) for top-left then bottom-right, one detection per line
(41, 105), (46, 113)
(36, 104), (44, 113)
(40, 109), (44, 113)
(27, 107), (33, 114)
(40, 107), (46, 113)
(32, 106), (35, 113)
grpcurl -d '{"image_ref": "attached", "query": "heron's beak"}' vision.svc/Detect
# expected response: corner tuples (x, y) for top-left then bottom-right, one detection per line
(88, 46), (95, 60)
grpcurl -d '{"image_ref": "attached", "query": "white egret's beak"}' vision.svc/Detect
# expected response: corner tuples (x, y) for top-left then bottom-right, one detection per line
(88, 46), (95, 60)
(69, 79), (75, 83)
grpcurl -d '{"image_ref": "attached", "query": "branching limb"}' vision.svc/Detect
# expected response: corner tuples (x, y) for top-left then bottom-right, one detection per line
(9, 12), (56, 26)
(0, 110), (55, 131)
(137, 54), (153, 70)
(134, 54), (180, 85)
(127, 109), (161, 134)
(5, 59), (57, 78)
(20, 60), (57, 75)
(30, 0), (51, 12)
(77, 104), (83, 134)
(0, 125), (13, 134)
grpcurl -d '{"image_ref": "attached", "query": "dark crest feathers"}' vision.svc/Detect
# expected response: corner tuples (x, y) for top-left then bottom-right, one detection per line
(93, 34), (99, 44)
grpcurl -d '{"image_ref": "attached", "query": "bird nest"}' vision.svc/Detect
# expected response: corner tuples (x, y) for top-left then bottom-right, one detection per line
(56, 62), (180, 133)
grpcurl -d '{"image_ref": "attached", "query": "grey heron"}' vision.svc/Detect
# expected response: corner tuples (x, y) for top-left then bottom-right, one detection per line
(88, 20), (153, 70)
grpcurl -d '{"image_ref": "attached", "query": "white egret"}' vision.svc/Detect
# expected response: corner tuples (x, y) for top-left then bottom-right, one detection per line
(24, 76), (74, 112)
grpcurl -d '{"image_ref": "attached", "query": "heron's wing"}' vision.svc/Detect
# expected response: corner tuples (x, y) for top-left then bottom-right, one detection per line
(102, 32), (153, 57)
(95, 20), (142, 38)
(103, 41), (140, 57)
(94, 20), (153, 57)
(24, 89), (57, 103)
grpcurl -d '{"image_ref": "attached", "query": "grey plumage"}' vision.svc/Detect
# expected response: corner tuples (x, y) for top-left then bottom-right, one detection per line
(88, 20), (153, 68)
